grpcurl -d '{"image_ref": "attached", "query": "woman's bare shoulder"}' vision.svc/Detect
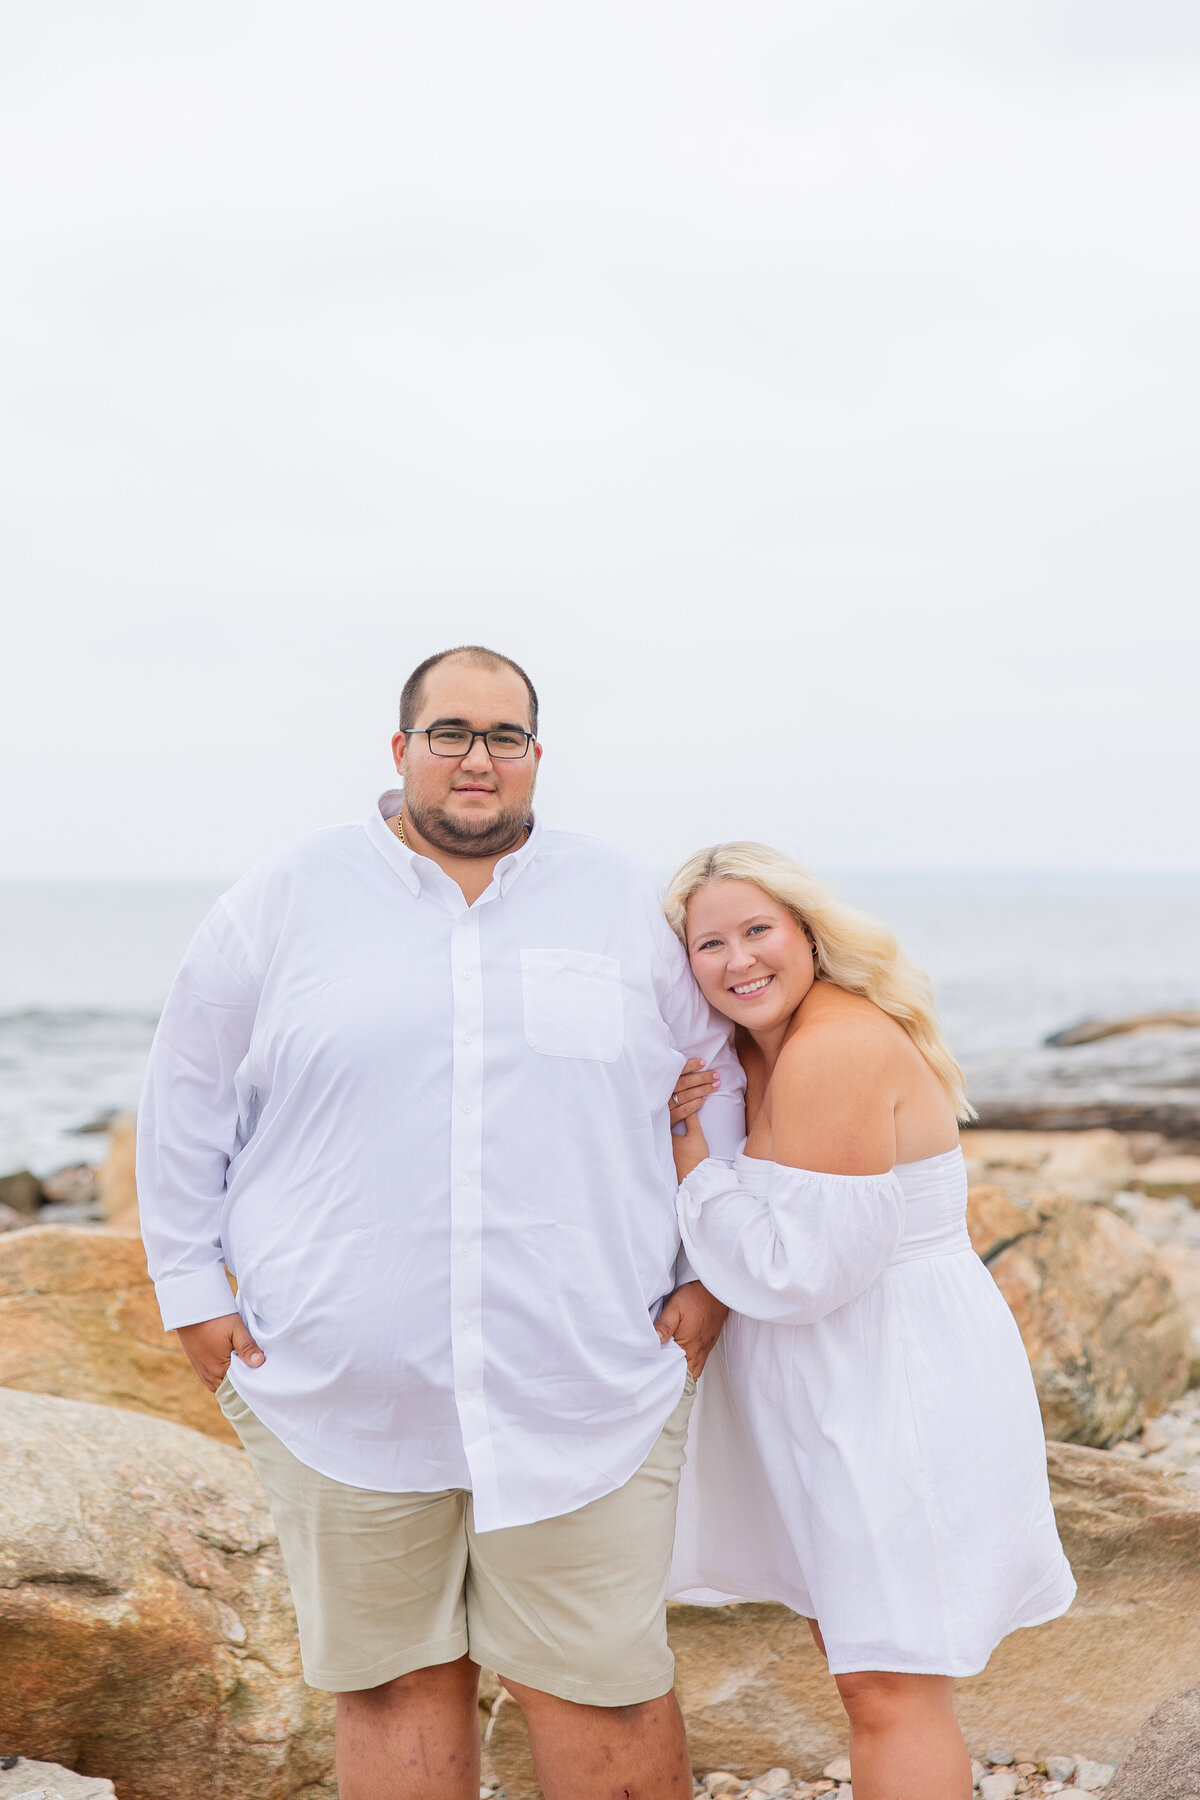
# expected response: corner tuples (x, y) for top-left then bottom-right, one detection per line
(769, 993), (899, 1174)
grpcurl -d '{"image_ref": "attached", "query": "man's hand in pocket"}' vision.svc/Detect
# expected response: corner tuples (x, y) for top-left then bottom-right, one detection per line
(176, 1313), (265, 1392)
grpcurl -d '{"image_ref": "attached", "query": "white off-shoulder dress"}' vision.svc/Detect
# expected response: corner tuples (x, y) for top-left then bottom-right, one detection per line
(671, 1148), (1075, 1676)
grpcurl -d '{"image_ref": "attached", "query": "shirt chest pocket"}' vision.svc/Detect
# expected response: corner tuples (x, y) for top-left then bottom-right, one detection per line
(521, 948), (625, 1062)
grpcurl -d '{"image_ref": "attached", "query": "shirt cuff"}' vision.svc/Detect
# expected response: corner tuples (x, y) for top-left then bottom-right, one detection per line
(154, 1264), (238, 1331)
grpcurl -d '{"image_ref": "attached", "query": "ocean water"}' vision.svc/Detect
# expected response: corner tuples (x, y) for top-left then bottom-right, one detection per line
(1, 874), (1198, 1177)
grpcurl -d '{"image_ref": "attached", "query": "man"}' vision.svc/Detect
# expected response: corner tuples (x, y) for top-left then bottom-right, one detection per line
(137, 646), (744, 1800)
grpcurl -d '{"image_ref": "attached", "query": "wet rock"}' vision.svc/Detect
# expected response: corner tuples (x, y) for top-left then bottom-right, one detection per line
(963, 1028), (1200, 1141)
(0, 1227), (238, 1442)
(0, 1171), (42, 1217)
(1106, 1682), (1200, 1799)
(0, 1388), (335, 1800)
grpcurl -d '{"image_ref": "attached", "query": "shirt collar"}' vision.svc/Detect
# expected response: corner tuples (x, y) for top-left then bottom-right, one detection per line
(366, 789), (542, 900)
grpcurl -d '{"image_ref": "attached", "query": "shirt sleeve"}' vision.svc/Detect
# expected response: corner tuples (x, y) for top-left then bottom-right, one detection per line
(676, 1157), (907, 1323)
(649, 907), (746, 1162)
(136, 899), (263, 1330)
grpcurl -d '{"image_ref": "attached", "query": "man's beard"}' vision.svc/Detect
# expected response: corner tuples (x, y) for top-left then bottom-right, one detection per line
(406, 788), (533, 858)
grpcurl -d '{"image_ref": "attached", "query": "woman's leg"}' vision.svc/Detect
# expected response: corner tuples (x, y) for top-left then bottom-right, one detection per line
(808, 1621), (972, 1800)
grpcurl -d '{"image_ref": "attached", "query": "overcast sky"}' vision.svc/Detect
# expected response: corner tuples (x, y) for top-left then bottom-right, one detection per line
(3, 1), (1197, 881)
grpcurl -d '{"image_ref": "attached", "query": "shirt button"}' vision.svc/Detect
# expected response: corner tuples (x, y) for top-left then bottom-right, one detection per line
(462, 1034), (474, 1045)
(457, 1243), (471, 1258)
(460, 1100), (472, 1114)
(458, 1316), (470, 1330)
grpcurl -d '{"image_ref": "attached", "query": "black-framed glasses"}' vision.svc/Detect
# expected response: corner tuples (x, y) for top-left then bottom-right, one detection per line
(405, 726), (535, 760)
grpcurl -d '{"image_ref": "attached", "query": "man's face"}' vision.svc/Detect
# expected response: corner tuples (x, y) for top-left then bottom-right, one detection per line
(392, 658), (542, 857)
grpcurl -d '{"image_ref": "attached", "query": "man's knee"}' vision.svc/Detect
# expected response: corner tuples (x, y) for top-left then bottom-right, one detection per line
(501, 1676), (670, 1726)
(339, 1653), (480, 1711)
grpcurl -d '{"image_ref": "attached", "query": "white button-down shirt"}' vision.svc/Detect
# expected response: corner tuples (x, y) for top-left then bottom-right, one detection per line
(137, 794), (745, 1531)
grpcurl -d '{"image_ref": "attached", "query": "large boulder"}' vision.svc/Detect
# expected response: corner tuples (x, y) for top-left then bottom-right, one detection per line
(0, 1227), (237, 1445)
(982, 1195), (1190, 1443)
(488, 1444), (1200, 1798)
(1106, 1683), (1200, 1800)
(0, 1388), (335, 1800)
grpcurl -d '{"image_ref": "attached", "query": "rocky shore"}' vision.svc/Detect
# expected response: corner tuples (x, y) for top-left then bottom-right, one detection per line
(3, 1098), (1200, 1798)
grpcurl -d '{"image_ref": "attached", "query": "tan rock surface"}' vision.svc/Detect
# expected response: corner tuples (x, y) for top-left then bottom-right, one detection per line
(487, 1444), (1200, 1799)
(966, 1184), (1041, 1261)
(988, 1201), (1190, 1443)
(1130, 1155), (1200, 1205)
(0, 1226), (237, 1445)
(0, 1388), (335, 1800)
(1105, 1682), (1200, 1800)
(95, 1114), (138, 1233)
(960, 1130), (1134, 1201)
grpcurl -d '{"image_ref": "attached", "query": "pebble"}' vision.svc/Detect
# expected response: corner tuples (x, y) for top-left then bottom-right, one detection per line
(822, 1756), (852, 1782)
(979, 1775), (1019, 1800)
(1055, 1791), (1098, 1799)
(1044, 1758), (1076, 1782)
(987, 1751), (1016, 1766)
(1072, 1762), (1115, 1791)
(972, 1761), (987, 1787)
(703, 1777), (741, 1798)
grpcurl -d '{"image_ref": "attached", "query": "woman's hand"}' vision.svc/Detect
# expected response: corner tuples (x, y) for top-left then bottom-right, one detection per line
(670, 1057), (713, 1182)
(655, 1280), (728, 1377)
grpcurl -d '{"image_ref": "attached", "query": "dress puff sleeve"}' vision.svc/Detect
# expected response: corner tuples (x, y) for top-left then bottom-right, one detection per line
(677, 1157), (907, 1324)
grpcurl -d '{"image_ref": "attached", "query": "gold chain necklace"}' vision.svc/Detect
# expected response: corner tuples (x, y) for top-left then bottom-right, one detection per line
(393, 813), (407, 846)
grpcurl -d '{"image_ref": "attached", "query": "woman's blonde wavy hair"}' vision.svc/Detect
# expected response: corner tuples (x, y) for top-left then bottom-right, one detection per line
(664, 841), (976, 1123)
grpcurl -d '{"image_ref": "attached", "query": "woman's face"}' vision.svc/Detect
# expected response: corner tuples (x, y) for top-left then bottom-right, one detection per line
(685, 879), (816, 1031)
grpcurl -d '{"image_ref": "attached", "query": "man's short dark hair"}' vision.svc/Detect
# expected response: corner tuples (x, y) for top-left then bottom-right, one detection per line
(399, 646), (539, 736)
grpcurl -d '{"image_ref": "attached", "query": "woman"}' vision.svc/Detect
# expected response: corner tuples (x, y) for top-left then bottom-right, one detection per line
(663, 843), (1074, 1800)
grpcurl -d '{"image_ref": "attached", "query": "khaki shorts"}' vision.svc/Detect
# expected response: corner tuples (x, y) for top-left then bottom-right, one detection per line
(216, 1373), (695, 1704)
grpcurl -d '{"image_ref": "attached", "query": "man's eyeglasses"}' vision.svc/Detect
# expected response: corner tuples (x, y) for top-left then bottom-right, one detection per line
(405, 726), (535, 760)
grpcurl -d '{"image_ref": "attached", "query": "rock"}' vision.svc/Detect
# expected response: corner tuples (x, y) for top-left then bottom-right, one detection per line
(752, 1774), (791, 1797)
(0, 1388), (335, 1800)
(1072, 1761), (1115, 1790)
(95, 1115), (138, 1234)
(986, 1750), (1016, 1765)
(979, 1775), (1018, 1800)
(963, 1029), (1200, 1140)
(0, 1203), (33, 1234)
(0, 1758), (115, 1797)
(972, 1762), (986, 1786)
(0, 1227), (238, 1443)
(987, 1197), (1189, 1443)
(966, 1187), (1041, 1261)
(1056, 1790), (1099, 1798)
(1131, 1156), (1200, 1205)
(703, 1778), (742, 1798)
(1045, 1012), (1200, 1047)
(822, 1756), (852, 1782)
(0, 1171), (42, 1217)
(39, 1167), (99, 1207)
(1045, 1758), (1077, 1782)
(1105, 1682), (1200, 1799)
